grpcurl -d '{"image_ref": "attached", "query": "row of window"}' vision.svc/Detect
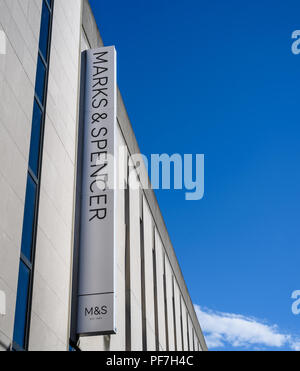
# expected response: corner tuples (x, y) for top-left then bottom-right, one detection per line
(13, 0), (54, 351)
(124, 169), (201, 351)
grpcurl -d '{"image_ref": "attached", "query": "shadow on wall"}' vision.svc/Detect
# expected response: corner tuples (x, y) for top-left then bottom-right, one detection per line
(104, 335), (111, 350)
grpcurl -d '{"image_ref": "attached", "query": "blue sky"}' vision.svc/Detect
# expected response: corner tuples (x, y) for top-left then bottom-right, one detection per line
(90, 0), (300, 350)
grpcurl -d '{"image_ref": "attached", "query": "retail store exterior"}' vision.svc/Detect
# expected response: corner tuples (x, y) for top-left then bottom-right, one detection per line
(0, 0), (207, 351)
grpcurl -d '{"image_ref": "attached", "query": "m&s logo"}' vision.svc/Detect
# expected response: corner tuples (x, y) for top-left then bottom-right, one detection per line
(85, 305), (108, 318)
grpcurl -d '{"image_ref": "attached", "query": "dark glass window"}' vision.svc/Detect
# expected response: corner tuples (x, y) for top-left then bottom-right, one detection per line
(29, 100), (43, 177)
(13, 0), (53, 352)
(21, 175), (37, 262)
(46, 0), (53, 9)
(35, 56), (46, 106)
(13, 262), (30, 349)
(39, 1), (50, 60)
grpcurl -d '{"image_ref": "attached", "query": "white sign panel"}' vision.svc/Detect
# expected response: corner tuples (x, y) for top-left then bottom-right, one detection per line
(77, 46), (117, 336)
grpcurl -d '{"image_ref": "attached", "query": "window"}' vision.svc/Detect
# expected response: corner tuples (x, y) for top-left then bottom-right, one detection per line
(39, 1), (51, 60)
(29, 101), (43, 177)
(13, 0), (54, 351)
(35, 56), (46, 105)
(46, 0), (53, 10)
(20, 176), (37, 262)
(13, 262), (30, 349)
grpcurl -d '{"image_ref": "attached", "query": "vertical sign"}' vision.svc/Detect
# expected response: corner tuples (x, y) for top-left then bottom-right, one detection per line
(77, 46), (117, 336)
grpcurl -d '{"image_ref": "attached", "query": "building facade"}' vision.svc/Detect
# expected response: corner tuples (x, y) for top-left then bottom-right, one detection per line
(0, 0), (207, 351)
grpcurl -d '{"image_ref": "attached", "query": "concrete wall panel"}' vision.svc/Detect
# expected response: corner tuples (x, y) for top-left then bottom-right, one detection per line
(181, 299), (189, 351)
(0, 0), (42, 351)
(174, 280), (183, 351)
(155, 231), (166, 351)
(29, 0), (82, 351)
(165, 257), (175, 351)
(143, 198), (156, 351)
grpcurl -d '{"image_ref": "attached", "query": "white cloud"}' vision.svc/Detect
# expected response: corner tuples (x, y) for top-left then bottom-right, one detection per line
(290, 341), (300, 351)
(195, 305), (300, 351)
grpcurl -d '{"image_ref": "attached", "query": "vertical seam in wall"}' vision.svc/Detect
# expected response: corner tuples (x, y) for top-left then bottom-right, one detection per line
(82, 24), (91, 49)
(140, 194), (147, 351)
(180, 298), (184, 351)
(192, 328), (195, 351)
(163, 254), (169, 351)
(67, 0), (84, 351)
(187, 313), (190, 351)
(172, 276), (177, 351)
(152, 227), (159, 351)
(125, 166), (131, 351)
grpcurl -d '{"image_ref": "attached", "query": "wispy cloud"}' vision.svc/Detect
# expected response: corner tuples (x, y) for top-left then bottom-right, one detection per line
(195, 305), (300, 351)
